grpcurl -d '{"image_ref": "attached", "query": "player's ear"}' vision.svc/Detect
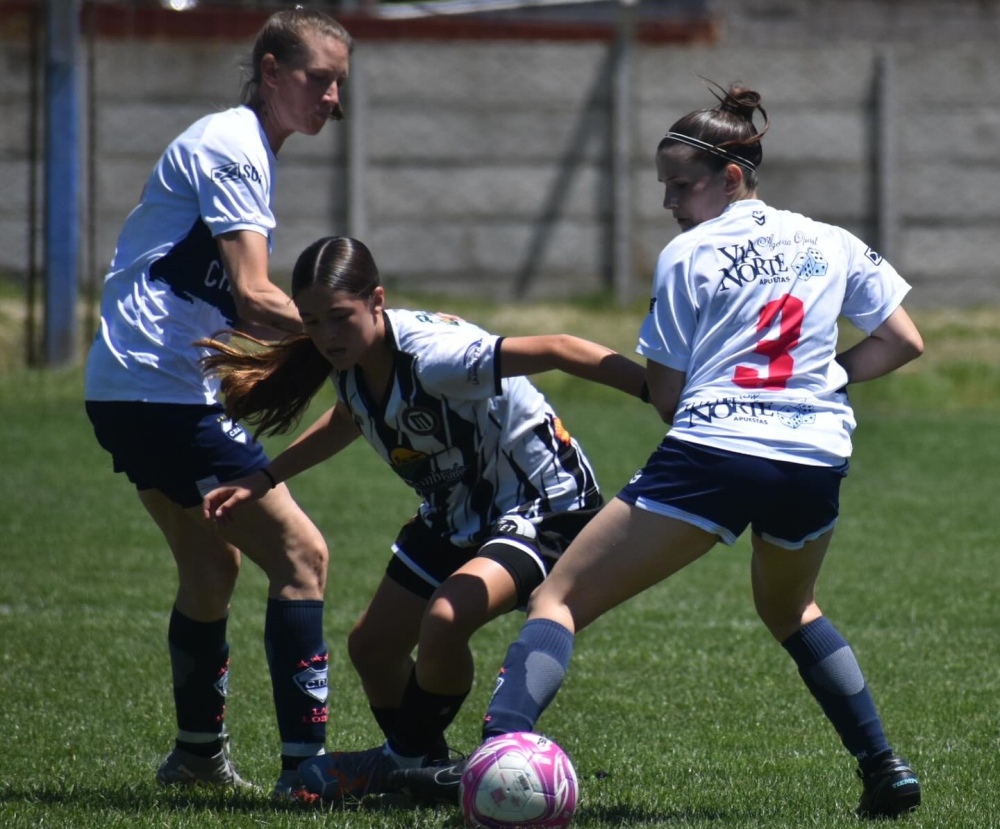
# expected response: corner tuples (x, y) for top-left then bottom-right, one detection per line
(369, 286), (386, 315)
(261, 53), (280, 90)
(723, 162), (744, 195)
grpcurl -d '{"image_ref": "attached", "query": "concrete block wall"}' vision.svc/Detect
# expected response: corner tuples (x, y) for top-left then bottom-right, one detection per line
(3, 2), (999, 307)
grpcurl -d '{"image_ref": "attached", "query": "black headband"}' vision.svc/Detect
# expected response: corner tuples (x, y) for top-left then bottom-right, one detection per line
(662, 132), (757, 171)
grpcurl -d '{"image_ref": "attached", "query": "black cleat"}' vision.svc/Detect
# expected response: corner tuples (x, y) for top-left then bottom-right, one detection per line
(390, 757), (466, 807)
(856, 752), (921, 819)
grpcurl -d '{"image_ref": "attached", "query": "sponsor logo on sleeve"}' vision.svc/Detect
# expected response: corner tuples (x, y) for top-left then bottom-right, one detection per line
(464, 339), (484, 385)
(212, 162), (262, 184)
(864, 246), (883, 265)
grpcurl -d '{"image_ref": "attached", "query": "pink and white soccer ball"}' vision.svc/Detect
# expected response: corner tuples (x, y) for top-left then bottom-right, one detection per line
(460, 732), (579, 829)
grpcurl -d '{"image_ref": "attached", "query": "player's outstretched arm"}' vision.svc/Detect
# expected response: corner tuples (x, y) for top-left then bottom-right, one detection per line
(498, 334), (648, 400)
(836, 306), (924, 385)
(204, 402), (360, 523)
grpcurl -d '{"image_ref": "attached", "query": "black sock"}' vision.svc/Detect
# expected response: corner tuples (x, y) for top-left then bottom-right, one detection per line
(370, 704), (399, 742)
(168, 607), (229, 756)
(388, 668), (468, 758)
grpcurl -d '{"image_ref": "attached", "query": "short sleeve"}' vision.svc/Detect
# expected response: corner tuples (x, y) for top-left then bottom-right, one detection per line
(840, 235), (911, 335)
(189, 124), (275, 239)
(636, 241), (698, 371)
(408, 315), (504, 399)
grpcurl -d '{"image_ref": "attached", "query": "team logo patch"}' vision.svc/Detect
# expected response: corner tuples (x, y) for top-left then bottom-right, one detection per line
(219, 416), (249, 445)
(212, 163), (242, 182)
(489, 668), (506, 703)
(775, 403), (816, 429)
(628, 469), (643, 485)
(214, 670), (229, 699)
(464, 339), (484, 385)
(212, 161), (261, 183)
(791, 247), (829, 279)
(294, 666), (329, 703)
(864, 246), (883, 265)
(492, 514), (538, 541)
(402, 407), (438, 435)
(752, 210), (766, 226)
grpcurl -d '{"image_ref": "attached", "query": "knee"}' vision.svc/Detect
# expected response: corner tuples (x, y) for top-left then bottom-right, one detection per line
(419, 596), (474, 655)
(289, 533), (329, 596)
(756, 601), (821, 642)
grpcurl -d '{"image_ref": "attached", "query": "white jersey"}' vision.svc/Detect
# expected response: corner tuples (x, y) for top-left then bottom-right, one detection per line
(638, 199), (910, 465)
(333, 309), (601, 546)
(84, 106), (277, 404)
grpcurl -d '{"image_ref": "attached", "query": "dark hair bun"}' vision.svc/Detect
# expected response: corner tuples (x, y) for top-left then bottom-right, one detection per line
(718, 86), (762, 121)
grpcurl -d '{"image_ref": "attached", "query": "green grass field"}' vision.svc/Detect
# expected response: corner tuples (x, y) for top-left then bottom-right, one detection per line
(1, 299), (998, 828)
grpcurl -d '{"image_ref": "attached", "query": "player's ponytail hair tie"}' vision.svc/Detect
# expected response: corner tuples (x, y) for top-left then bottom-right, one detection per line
(718, 89), (763, 120)
(661, 132), (758, 171)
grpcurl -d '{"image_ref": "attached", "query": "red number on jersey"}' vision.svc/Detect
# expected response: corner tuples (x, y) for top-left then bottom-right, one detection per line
(733, 294), (804, 389)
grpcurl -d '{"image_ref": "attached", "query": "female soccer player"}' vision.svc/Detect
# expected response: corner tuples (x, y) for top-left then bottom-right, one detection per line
(408, 82), (925, 819)
(83, 8), (352, 794)
(198, 235), (649, 802)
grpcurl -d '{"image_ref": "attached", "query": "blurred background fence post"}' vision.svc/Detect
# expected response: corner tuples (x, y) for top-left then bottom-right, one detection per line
(44, 0), (81, 367)
(874, 46), (899, 263)
(612, 0), (636, 307)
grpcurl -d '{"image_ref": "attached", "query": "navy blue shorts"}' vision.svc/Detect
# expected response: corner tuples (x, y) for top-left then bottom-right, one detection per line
(617, 437), (848, 549)
(85, 401), (269, 508)
(387, 504), (602, 606)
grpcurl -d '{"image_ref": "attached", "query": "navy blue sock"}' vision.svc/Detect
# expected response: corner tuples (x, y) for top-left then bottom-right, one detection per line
(264, 598), (328, 768)
(168, 608), (229, 757)
(782, 616), (890, 762)
(482, 619), (574, 740)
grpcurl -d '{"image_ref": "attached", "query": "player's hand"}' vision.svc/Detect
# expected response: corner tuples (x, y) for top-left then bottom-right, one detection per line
(203, 472), (269, 524)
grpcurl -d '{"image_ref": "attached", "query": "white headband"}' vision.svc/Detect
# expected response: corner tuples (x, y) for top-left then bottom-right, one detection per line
(662, 132), (757, 171)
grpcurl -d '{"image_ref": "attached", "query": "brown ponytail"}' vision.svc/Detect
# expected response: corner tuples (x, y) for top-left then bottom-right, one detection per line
(199, 331), (332, 438)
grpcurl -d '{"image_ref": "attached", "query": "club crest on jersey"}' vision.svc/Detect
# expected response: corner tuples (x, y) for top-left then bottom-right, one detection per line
(218, 416), (248, 445)
(752, 210), (766, 225)
(402, 407), (439, 435)
(294, 666), (329, 703)
(864, 247), (883, 265)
